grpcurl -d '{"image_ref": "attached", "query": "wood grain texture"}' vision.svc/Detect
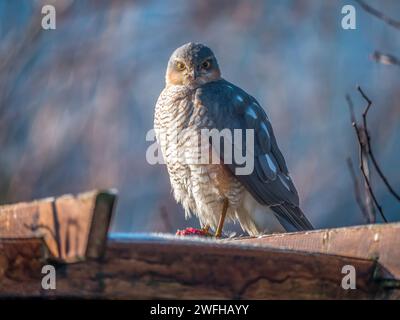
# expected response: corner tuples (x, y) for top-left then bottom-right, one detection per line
(234, 223), (400, 282)
(1, 190), (399, 299)
(0, 190), (117, 262)
(0, 238), (48, 297)
(1, 235), (398, 299)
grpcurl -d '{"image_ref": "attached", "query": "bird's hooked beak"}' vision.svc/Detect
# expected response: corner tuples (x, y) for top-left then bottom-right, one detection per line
(186, 68), (199, 81)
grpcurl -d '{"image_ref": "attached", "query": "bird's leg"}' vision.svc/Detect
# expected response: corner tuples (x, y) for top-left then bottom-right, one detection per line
(215, 198), (229, 238)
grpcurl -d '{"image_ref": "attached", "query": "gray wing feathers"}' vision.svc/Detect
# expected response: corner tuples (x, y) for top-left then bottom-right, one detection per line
(196, 79), (313, 231)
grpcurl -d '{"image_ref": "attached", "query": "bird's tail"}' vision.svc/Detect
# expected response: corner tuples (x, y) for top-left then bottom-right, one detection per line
(271, 204), (314, 232)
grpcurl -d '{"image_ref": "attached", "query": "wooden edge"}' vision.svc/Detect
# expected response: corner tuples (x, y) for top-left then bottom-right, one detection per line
(0, 234), (398, 299)
(10, 234), (396, 299)
(0, 237), (50, 297)
(233, 222), (400, 282)
(85, 190), (118, 259)
(100, 237), (381, 299)
(0, 189), (118, 263)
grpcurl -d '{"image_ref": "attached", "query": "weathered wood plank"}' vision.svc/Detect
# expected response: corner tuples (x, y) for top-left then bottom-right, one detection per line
(1, 234), (397, 299)
(98, 236), (381, 299)
(234, 223), (400, 282)
(1, 192), (398, 299)
(0, 238), (48, 297)
(0, 190), (117, 262)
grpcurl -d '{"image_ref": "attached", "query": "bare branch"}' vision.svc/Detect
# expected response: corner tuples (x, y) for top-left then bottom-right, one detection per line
(355, 0), (400, 30)
(357, 132), (386, 223)
(358, 85), (372, 117)
(357, 86), (400, 202)
(346, 157), (370, 222)
(346, 93), (388, 223)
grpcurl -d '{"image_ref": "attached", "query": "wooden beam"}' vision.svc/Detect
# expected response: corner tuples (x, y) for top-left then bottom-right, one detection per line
(0, 190), (117, 262)
(0, 238), (49, 297)
(1, 234), (398, 299)
(234, 223), (400, 282)
(0, 189), (398, 299)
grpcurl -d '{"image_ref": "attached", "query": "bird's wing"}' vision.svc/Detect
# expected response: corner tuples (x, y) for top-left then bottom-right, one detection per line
(194, 79), (313, 231)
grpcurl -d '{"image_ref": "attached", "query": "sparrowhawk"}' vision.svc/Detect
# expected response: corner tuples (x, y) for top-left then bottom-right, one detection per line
(154, 42), (313, 237)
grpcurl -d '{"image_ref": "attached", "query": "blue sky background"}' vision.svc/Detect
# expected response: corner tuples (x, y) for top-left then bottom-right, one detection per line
(0, 0), (399, 234)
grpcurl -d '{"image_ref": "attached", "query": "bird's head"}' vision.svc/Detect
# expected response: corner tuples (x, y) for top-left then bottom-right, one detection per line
(166, 42), (221, 87)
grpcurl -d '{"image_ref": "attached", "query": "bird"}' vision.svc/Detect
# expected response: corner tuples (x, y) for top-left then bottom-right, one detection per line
(154, 42), (313, 237)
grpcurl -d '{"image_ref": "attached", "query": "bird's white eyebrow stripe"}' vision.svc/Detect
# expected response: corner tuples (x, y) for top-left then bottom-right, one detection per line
(173, 59), (186, 65)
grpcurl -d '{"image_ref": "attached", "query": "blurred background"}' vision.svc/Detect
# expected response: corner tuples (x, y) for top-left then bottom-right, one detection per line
(0, 0), (399, 234)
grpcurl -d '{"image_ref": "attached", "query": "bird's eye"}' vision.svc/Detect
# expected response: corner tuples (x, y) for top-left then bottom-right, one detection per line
(176, 61), (186, 71)
(202, 60), (211, 69)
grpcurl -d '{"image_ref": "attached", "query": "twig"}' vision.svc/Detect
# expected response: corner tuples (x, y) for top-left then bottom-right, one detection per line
(346, 157), (370, 222)
(346, 94), (375, 221)
(361, 149), (376, 223)
(372, 51), (400, 67)
(346, 95), (375, 222)
(346, 93), (387, 223)
(358, 86), (400, 202)
(355, 0), (400, 30)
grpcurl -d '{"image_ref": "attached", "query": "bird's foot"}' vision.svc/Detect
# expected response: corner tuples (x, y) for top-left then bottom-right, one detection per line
(176, 227), (213, 237)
